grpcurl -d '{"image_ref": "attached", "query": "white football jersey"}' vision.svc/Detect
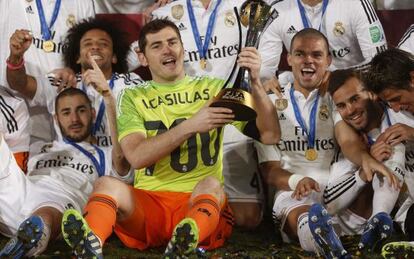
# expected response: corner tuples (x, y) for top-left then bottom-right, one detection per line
(152, 0), (246, 84)
(0, 0), (95, 144)
(260, 0), (387, 79)
(0, 136), (132, 236)
(31, 72), (143, 147)
(0, 86), (30, 153)
(386, 108), (414, 199)
(325, 107), (410, 208)
(256, 84), (338, 184)
(95, 0), (153, 14)
(0, 0), (95, 85)
(398, 24), (414, 54)
(28, 140), (124, 195)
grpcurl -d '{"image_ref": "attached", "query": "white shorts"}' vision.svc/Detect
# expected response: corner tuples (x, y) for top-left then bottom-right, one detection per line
(273, 190), (324, 242)
(0, 138), (87, 236)
(223, 126), (264, 204)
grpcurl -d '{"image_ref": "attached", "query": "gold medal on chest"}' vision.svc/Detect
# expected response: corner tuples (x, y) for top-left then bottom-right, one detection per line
(305, 148), (318, 161)
(200, 58), (207, 70)
(43, 40), (55, 52)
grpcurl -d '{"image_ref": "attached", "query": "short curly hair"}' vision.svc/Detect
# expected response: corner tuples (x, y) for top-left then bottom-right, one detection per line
(63, 17), (129, 74)
(364, 48), (414, 94)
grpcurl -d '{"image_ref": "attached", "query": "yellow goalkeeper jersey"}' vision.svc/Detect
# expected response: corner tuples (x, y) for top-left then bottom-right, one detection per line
(117, 76), (246, 192)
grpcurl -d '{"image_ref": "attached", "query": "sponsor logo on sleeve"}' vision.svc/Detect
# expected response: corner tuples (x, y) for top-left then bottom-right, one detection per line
(369, 25), (382, 43)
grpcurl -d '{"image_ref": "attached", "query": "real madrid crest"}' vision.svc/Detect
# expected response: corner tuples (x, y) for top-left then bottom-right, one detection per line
(275, 98), (288, 111)
(333, 22), (345, 36)
(319, 104), (330, 121)
(66, 14), (76, 28)
(171, 4), (184, 20)
(224, 11), (236, 27)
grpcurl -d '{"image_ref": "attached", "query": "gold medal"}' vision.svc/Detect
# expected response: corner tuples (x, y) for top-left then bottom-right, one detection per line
(66, 14), (76, 28)
(224, 11), (236, 27)
(42, 40), (55, 52)
(333, 22), (345, 36)
(319, 104), (330, 121)
(275, 98), (288, 111)
(305, 149), (318, 161)
(200, 58), (207, 70)
(171, 4), (184, 20)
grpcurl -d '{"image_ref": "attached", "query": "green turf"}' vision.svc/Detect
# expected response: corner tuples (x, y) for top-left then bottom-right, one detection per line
(0, 215), (401, 258)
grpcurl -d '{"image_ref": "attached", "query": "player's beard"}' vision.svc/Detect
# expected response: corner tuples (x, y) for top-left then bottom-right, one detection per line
(59, 118), (93, 143)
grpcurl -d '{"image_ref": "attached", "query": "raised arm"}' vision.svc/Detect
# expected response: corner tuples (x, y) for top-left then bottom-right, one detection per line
(83, 53), (130, 175)
(7, 30), (37, 99)
(238, 47), (280, 144)
(7, 30), (76, 99)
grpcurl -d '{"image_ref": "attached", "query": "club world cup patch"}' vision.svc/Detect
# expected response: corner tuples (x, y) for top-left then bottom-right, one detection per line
(224, 11), (236, 27)
(369, 25), (382, 43)
(333, 22), (345, 36)
(171, 4), (184, 20)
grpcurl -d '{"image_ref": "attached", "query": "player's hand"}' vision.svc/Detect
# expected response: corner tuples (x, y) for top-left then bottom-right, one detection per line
(188, 101), (234, 133)
(48, 68), (77, 92)
(142, 0), (172, 24)
(82, 52), (111, 97)
(361, 153), (399, 189)
(263, 76), (282, 95)
(370, 140), (392, 162)
(376, 123), (414, 146)
(237, 47), (261, 85)
(291, 177), (320, 200)
(9, 29), (32, 62)
(317, 71), (331, 96)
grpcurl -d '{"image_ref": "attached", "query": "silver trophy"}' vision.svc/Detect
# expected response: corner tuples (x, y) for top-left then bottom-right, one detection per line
(211, 0), (278, 121)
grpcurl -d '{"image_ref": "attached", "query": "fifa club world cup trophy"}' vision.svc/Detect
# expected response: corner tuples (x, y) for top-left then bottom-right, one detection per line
(210, 0), (278, 121)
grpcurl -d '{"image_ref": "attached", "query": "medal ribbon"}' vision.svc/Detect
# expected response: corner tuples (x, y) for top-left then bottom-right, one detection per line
(297, 0), (328, 31)
(64, 139), (105, 177)
(289, 86), (319, 150)
(187, 0), (222, 62)
(35, 0), (62, 40)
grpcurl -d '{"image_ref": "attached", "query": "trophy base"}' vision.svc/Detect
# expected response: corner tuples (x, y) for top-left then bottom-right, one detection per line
(210, 88), (257, 121)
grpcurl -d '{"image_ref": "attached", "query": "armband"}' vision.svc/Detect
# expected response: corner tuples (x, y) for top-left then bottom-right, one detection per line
(6, 58), (24, 71)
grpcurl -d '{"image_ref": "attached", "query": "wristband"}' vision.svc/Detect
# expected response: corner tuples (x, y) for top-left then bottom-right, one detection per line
(288, 174), (305, 191)
(6, 57), (24, 70)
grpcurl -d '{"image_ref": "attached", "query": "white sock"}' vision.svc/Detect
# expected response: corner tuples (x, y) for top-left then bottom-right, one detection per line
(25, 219), (51, 257)
(371, 174), (400, 216)
(297, 212), (320, 253)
